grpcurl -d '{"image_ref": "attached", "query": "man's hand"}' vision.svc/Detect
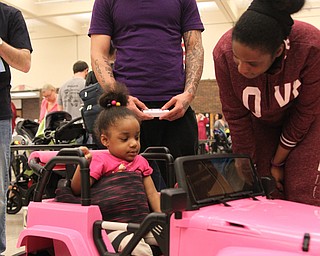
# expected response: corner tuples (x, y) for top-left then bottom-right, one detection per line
(159, 91), (192, 121)
(127, 90), (192, 121)
(127, 95), (154, 120)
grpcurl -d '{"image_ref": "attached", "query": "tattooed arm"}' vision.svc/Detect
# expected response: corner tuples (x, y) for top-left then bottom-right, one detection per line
(90, 34), (151, 119)
(90, 34), (116, 91)
(160, 30), (204, 121)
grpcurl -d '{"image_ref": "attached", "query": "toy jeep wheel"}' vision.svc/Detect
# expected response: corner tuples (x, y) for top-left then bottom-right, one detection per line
(7, 187), (22, 214)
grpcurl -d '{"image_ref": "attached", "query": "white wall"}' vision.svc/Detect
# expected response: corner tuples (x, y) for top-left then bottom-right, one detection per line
(11, 35), (91, 90)
(10, 24), (232, 90)
(202, 23), (233, 79)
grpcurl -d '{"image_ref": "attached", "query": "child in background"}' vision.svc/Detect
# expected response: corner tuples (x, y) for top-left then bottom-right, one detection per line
(71, 82), (160, 255)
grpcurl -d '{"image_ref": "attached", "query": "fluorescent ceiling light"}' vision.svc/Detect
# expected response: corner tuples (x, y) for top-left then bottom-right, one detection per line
(197, 1), (218, 11)
(35, 0), (88, 4)
(11, 91), (40, 99)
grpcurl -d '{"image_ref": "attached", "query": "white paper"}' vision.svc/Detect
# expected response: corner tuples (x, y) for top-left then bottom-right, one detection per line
(0, 58), (5, 72)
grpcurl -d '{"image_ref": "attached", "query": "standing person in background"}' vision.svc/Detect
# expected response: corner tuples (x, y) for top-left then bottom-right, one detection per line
(0, 2), (32, 254)
(214, 113), (228, 132)
(39, 84), (58, 122)
(58, 60), (89, 118)
(196, 113), (209, 154)
(213, 0), (320, 205)
(89, 0), (204, 161)
(11, 101), (17, 131)
(196, 113), (209, 141)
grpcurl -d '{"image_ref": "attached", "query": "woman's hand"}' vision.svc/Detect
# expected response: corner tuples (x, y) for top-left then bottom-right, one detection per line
(270, 166), (284, 192)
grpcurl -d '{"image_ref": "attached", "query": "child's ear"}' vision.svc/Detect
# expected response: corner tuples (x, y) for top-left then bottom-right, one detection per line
(100, 134), (109, 148)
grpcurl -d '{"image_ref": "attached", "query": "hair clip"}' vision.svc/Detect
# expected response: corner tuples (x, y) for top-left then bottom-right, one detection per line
(110, 100), (121, 107)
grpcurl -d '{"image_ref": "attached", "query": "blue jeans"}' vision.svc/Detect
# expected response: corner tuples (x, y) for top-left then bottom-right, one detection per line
(0, 119), (11, 253)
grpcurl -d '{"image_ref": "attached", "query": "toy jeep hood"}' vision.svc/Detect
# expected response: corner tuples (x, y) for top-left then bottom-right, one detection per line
(171, 154), (320, 255)
(183, 197), (320, 241)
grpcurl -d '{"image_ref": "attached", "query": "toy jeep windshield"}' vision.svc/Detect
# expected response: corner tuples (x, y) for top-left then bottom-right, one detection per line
(175, 154), (264, 209)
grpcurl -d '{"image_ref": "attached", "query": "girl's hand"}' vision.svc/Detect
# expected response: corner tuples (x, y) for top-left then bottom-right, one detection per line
(79, 146), (92, 164)
(271, 166), (284, 192)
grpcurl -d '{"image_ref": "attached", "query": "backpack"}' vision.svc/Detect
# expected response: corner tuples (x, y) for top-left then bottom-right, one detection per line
(79, 83), (103, 133)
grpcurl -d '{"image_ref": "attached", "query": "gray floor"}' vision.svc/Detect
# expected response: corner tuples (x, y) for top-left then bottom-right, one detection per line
(4, 210), (25, 256)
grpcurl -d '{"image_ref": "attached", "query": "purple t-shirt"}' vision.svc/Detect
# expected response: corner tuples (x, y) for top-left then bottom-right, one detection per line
(89, 0), (204, 101)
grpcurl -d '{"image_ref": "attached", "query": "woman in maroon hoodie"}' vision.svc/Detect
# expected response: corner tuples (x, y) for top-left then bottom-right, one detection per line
(213, 0), (320, 206)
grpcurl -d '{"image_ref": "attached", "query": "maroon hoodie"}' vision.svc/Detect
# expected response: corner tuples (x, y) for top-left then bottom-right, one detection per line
(213, 21), (320, 205)
(213, 20), (320, 158)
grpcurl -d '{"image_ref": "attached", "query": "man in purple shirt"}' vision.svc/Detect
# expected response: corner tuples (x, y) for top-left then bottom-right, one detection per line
(89, 0), (204, 162)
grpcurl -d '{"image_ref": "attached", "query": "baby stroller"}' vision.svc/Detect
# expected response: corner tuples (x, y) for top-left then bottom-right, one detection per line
(10, 119), (39, 179)
(15, 119), (39, 144)
(7, 111), (88, 214)
(7, 155), (39, 214)
(211, 128), (232, 153)
(8, 120), (40, 214)
(33, 111), (87, 145)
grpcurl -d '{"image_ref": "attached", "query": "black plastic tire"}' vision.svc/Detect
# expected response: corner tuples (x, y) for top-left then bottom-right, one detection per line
(7, 187), (23, 214)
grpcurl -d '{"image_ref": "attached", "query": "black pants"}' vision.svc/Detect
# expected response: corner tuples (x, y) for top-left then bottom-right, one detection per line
(140, 102), (198, 159)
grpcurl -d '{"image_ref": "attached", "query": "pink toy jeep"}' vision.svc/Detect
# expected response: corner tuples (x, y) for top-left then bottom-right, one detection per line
(17, 150), (320, 255)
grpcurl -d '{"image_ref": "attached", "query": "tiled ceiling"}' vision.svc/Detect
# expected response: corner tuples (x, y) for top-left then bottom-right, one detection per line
(3, 0), (320, 39)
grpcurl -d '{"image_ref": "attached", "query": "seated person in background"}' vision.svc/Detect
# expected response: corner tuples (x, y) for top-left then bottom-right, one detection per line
(71, 82), (160, 256)
(58, 60), (89, 119)
(39, 84), (58, 122)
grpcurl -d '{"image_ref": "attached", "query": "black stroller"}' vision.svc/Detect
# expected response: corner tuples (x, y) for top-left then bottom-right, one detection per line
(15, 119), (39, 143)
(211, 128), (232, 153)
(33, 111), (87, 145)
(7, 111), (88, 214)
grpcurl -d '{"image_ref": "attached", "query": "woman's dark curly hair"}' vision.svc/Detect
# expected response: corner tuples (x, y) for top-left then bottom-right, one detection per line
(94, 82), (139, 138)
(232, 0), (305, 55)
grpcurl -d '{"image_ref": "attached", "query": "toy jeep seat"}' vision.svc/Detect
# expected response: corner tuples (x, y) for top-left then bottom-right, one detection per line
(17, 149), (114, 255)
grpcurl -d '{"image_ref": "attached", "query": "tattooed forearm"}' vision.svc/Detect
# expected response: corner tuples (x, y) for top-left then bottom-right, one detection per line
(183, 30), (204, 100)
(94, 59), (106, 87)
(93, 57), (115, 91)
(103, 56), (114, 79)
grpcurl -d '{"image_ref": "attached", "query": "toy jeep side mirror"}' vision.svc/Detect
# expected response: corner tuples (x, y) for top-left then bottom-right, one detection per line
(160, 188), (187, 218)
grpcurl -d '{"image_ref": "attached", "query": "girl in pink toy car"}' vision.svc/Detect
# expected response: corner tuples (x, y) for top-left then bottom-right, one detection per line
(71, 82), (160, 256)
